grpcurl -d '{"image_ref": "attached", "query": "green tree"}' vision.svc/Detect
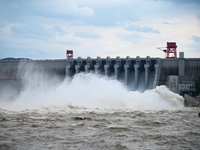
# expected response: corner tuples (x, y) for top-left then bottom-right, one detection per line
(195, 76), (200, 96)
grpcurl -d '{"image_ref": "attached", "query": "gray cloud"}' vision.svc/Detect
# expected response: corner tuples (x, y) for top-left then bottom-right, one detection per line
(11, 26), (26, 35)
(197, 14), (200, 20)
(119, 33), (143, 44)
(0, 25), (4, 33)
(52, 26), (69, 36)
(10, 25), (53, 39)
(125, 24), (160, 33)
(84, 6), (140, 26)
(1, 0), (197, 28)
(0, 1), (95, 24)
(163, 22), (171, 25)
(0, 1), (140, 27)
(192, 35), (200, 43)
(0, 0), (199, 59)
(74, 31), (102, 39)
(154, 0), (200, 5)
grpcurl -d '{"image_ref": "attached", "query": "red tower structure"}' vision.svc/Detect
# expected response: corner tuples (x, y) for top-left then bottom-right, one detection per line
(158, 42), (177, 58)
(66, 50), (73, 59)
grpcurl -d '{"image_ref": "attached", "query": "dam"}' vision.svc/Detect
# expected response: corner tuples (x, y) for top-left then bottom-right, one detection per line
(65, 56), (157, 91)
(0, 52), (200, 96)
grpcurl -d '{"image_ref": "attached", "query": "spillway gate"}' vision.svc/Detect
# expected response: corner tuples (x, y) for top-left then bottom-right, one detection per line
(66, 56), (160, 90)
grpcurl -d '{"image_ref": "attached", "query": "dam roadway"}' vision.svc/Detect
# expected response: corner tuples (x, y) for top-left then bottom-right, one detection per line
(0, 56), (200, 93)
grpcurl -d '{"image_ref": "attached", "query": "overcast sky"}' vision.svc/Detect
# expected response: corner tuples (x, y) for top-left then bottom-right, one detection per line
(0, 0), (200, 59)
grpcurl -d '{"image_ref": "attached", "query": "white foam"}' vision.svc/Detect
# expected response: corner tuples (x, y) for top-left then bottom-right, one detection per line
(0, 67), (184, 111)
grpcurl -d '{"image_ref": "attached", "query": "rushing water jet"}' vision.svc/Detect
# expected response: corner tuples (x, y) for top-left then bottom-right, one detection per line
(0, 63), (184, 111)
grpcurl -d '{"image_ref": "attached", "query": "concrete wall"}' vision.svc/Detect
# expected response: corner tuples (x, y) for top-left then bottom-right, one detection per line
(159, 59), (179, 85)
(0, 59), (67, 79)
(184, 59), (200, 80)
(0, 57), (200, 91)
(166, 75), (179, 93)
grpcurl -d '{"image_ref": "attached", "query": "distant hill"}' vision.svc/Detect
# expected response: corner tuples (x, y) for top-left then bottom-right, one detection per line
(0, 57), (32, 61)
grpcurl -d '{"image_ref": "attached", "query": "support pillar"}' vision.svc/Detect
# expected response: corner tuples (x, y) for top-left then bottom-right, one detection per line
(179, 52), (185, 76)
(104, 65), (110, 76)
(66, 59), (74, 77)
(75, 65), (80, 74)
(153, 58), (161, 88)
(134, 64), (139, 88)
(124, 65), (130, 85)
(114, 56), (121, 80)
(85, 57), (92, 73)
(144, 64), (150, 88)
(75, 57), (82, 74)
(94, 64), (100, 74)
(104, 57), (111, 76)
(124, 56), (131, 85)
(85, 65), (89, 73)
(134, 56), (141, 89)
(94, 57), (102, 74)
(114, 64), (120, 79)
(144, 56), (151, 88)
(66, 65), (74, 77)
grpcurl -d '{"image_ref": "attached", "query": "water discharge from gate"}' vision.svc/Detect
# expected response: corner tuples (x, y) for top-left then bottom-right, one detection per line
(0, 63), (184, 111)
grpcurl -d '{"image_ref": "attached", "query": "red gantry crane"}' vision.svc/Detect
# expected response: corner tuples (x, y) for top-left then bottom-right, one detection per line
(66, 50), (73, 59)
(158, 42), (177, 58)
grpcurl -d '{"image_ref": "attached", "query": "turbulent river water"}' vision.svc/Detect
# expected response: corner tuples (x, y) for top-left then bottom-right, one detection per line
(0, 72), (200, 150)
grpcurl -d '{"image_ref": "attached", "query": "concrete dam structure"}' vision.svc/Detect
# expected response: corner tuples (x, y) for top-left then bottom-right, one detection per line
(66, 56), (158, 91)
(0, 54), (200, 94)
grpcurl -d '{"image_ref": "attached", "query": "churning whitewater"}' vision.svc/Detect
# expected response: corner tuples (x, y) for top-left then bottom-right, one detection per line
(0, 71), (184, 111)
(0, 68), (200, 149)
(1, 73), (183, 110)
